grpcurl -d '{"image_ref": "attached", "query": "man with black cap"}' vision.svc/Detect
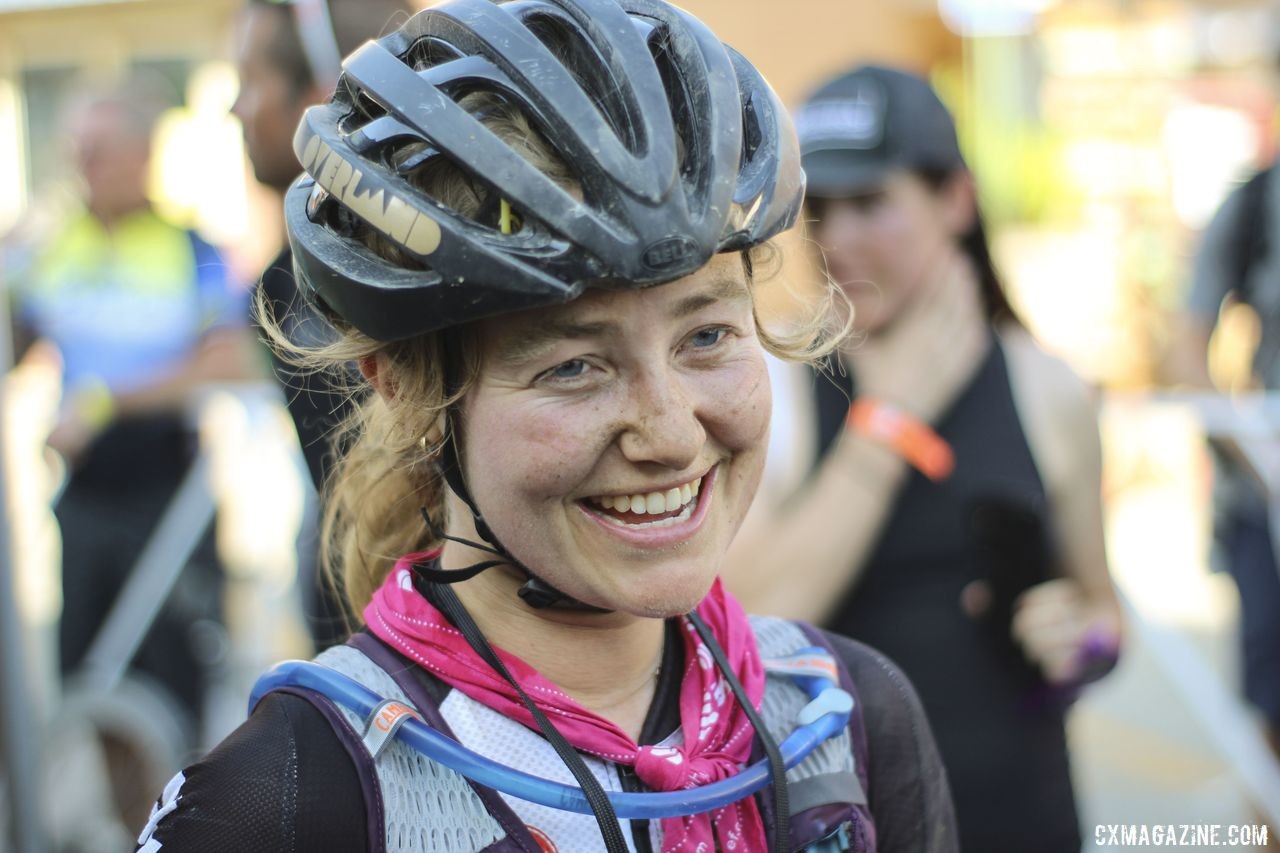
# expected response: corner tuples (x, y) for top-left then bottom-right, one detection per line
(231, 0), (417, 649)
(729, 64), (1122, 853)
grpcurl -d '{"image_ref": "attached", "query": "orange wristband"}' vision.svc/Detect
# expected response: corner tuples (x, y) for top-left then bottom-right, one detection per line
(846, 399), (955, 481)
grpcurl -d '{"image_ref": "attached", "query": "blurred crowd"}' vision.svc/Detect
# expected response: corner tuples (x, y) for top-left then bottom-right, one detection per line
(0, 0), (1278, 851)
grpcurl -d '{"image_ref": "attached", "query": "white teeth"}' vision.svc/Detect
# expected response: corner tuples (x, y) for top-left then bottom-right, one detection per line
(590, 475), (705, 518)
(598, 500), (696, 529)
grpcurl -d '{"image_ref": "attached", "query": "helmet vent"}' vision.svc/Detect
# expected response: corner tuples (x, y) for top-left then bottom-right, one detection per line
(352, 91), (389, 127)
(741, 90), (764, 168)
(405, 35), (466, 69)
(521, 11), (641, 156)
(647, 32), (695, 186)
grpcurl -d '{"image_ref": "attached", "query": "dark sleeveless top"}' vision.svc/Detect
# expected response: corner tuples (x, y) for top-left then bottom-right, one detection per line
(811, 339), (1081, 853)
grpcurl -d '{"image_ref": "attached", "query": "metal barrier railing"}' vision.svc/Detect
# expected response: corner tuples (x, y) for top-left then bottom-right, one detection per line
(0, 381), (309, 852)
(1115, 587), (1280, 828)
(0, 378), (48, 853)
(79, 454), (216, 695)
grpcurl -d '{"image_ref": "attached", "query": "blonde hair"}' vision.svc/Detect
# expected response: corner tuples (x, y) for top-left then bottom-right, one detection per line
(259, 95), (849, 621)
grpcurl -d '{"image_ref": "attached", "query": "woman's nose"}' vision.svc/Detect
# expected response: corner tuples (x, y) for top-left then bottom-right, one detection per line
(617, 369), (705, 470)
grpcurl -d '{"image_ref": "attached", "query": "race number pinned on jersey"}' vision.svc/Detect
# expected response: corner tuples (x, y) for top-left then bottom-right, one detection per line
(361, 699), (423, 760)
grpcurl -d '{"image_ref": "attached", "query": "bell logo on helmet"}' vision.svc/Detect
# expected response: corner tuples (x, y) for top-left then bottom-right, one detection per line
(300, 129), (442, 257)
(642, 236), (699, 273)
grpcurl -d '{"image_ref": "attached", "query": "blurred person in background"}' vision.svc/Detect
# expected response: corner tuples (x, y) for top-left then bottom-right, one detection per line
(1, 76), (259, 818)
(1167, 160), (1280, 763)
(727, 65), (1124, 853)
(231, 0), (417, 651)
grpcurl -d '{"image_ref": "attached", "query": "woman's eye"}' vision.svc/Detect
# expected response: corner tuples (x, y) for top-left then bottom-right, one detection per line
(690, 327), (728, 349)
(546, 359), (589, 381)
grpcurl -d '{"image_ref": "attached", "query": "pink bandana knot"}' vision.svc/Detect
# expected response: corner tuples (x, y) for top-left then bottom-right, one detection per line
(634, 743), (750, 792)
(634, 745), (690, 790)
(364, 555), (770, 852)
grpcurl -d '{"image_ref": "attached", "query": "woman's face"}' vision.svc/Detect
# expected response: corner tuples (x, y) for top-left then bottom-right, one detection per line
(811, 169), (968, 336)
(456, 252), (770, 617)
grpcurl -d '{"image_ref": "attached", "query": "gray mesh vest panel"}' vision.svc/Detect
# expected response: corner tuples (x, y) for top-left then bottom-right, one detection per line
(313, 645), (506, 852)
(749, 615), (865, 811)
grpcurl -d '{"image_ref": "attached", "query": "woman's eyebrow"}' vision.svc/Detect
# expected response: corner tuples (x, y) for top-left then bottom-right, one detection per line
(495, 319), (615, 366)
(496, 275), (747, 366)
(671, 276), (749, 319)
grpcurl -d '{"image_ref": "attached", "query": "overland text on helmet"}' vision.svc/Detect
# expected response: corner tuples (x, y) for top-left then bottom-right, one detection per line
(300, 129), (442, 257)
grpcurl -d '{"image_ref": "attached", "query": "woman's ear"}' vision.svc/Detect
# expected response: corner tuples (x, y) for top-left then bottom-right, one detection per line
(940, 170), (978, 237)
(358, 353), (396, 401)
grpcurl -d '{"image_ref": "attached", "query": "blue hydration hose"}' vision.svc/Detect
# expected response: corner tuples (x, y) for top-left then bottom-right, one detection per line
(249, 647), (853, 820)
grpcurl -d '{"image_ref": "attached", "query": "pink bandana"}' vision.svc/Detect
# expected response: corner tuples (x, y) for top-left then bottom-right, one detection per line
(364, 552), (768, 852)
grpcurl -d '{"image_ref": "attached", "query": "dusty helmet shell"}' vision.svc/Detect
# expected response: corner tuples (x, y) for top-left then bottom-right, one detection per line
(285, 0), (803, 341)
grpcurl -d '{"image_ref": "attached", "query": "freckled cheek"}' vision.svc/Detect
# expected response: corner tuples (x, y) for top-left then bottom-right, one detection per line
(464, 400), (615, 502)
(698, 358), (772, 454)
(695, 359), (770, 533)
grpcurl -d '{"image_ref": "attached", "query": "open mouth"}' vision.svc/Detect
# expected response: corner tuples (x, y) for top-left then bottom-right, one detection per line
(581, 474), (704, 529)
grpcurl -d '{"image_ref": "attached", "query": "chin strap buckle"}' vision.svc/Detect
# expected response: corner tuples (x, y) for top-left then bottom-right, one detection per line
(518, 577), (612, 613)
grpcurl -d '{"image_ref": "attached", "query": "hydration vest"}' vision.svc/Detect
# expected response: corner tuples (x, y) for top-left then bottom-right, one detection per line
(264, 615), (876, 852)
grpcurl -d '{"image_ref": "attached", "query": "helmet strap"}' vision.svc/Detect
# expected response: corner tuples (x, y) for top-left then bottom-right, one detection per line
(431, 422), (610, 612)
(426, 579), (631, 853)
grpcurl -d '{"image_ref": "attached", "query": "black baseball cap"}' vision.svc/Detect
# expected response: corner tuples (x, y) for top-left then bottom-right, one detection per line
(795, 65), (965, 197)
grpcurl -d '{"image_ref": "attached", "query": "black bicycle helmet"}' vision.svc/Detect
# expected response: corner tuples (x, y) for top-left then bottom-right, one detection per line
(285, 0), (803, 341)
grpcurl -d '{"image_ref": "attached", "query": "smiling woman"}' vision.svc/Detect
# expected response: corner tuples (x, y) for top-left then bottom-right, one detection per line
(135, 3), (959, 852)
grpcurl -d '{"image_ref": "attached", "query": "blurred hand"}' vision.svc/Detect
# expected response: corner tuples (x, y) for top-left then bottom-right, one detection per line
(845, 246), (989, 424)
(1009, 578), (1096, 685)
(48, 377), (114, 468)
